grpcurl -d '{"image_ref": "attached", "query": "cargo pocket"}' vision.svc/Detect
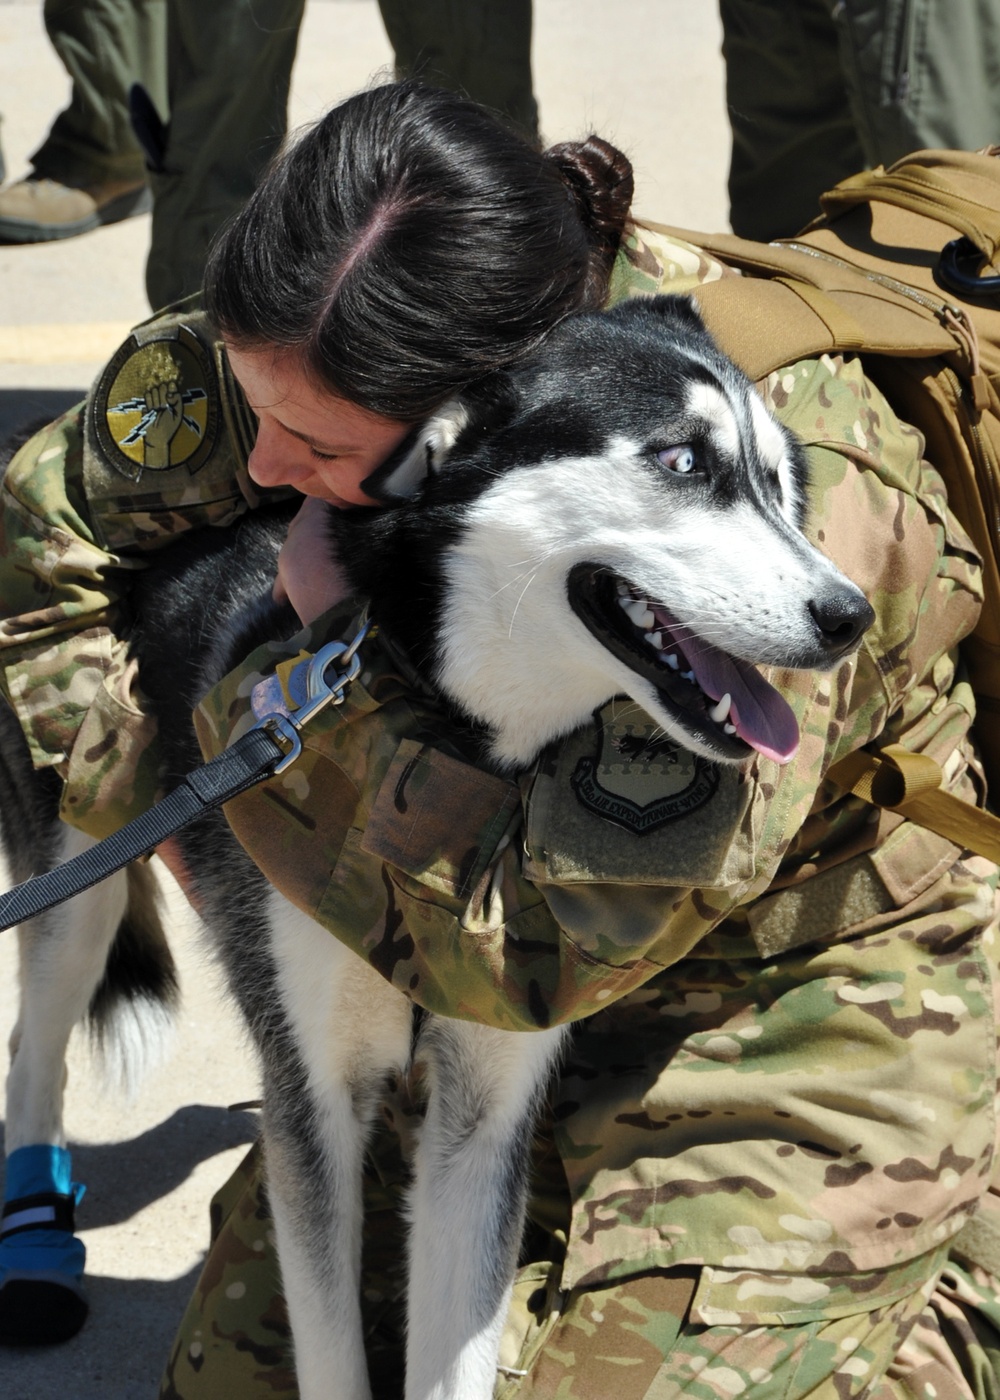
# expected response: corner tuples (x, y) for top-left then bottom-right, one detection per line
(690, 1250), (950, 1329)
(343, 741), (594, 1029)
(666, 1250), (957, 1400)
(498, 1265), (700, 1400)
(360, 738), (521, 901)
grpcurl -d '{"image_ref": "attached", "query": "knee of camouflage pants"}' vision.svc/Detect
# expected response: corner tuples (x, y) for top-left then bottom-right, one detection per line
(500, 1262), (1000, 1399)
(159, 1141), (1000, 1400)
(159, 1144), (297, 1400)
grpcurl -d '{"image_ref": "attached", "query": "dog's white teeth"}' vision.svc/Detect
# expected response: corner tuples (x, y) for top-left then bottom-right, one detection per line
(681, 669), (695, 683)
(709, 692), (732, 724)
(723, 723), (737, 735)
(618, 593), (660, 631)
(645, 630), (664, 650)
(625, 600), (654, 629)
(663, 652), (679, 670)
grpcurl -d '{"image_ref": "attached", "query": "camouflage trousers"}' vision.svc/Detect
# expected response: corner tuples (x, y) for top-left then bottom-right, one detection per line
(160, 1134), (1000, 1400)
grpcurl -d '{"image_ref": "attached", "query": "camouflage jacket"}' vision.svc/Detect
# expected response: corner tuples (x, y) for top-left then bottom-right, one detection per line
(0, 300), (273, 835)
(3, 232), (999, 1314)
(192, 228), (999, 1310)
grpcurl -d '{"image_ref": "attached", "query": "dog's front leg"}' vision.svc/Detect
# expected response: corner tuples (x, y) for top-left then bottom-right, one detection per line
(264, 1080), (379, 1400)
(265, 892), (413, 1400)
(405, 1019), (568, 1400)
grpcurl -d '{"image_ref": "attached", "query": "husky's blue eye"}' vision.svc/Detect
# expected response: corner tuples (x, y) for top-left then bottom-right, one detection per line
(658, 445), (697, 474)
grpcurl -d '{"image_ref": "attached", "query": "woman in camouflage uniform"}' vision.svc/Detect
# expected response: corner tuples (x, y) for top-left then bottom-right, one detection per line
(0, 80), (632, 1346)
(2, 83), (1000, 1397)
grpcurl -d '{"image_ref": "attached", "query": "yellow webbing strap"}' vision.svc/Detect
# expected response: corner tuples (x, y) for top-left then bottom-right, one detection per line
(828, 744), (1000, 864)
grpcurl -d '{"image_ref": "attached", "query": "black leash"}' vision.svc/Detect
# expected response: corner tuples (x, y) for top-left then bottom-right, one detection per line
(0, 621), (370, 934)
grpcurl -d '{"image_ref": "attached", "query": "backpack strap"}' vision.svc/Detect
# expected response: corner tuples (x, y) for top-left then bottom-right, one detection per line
(637, 220), (966, 380)
(827, 745), (1000, 863)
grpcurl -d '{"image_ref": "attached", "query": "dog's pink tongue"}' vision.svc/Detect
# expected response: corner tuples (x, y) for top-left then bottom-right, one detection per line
(665, 618), (800, 764)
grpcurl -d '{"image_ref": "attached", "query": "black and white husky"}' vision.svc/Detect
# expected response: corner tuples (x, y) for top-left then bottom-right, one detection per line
(0, 297), (872, 1396)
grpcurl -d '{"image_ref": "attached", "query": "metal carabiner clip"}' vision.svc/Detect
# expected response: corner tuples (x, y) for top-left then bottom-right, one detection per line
(303, 618), (371, 707)
(256, 614), (373, 774)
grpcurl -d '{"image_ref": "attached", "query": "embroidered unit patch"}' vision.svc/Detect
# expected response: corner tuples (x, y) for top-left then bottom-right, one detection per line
(92, 322), (220, 483)
(571, 701), (719, 834)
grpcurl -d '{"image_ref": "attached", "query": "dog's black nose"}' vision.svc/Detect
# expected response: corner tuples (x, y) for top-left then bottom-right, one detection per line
(808, 590), (875, 652)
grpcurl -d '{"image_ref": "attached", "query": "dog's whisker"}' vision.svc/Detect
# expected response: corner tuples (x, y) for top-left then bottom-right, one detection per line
(487, 573), (532, 602)
(507, 568), (540, 638)
(506, 548), (554, 570)
(608, 698), (647, 726)
(487, 557), (552, 603)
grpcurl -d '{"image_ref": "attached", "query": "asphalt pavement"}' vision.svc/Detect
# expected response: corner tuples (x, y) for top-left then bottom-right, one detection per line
(0, 3), (732, 1395)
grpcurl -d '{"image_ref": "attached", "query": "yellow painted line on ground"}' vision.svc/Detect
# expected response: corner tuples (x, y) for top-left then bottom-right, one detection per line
(0, 322), (134, 364)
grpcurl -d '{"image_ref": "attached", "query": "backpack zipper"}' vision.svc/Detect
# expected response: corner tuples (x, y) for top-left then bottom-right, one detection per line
(779, 240), (966, 324)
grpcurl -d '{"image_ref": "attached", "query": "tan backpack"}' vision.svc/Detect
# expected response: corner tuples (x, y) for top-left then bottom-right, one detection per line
(646, 149), (1000, 860)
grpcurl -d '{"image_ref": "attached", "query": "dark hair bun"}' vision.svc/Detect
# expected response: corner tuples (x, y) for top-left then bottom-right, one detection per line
(545, 135), (634, 284)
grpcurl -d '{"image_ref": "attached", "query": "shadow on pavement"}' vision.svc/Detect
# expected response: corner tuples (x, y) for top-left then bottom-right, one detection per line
(0, 1105), (259, 1230)
(0, 1262), (204, 1399)
(0, 388), (86, 444)
(0, 1109), (260, 1395)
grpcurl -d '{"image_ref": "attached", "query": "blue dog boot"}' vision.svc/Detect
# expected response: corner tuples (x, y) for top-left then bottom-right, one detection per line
(0, 1144), (88, 1344)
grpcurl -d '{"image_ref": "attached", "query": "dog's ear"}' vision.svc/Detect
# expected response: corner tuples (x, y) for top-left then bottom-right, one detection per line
(610, 293), (707, 334)
(359, 399), (471, 502)
(359, 375), (521, 502)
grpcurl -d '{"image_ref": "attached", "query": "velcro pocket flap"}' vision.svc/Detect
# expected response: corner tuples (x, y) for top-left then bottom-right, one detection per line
(361, 739), (521, 900)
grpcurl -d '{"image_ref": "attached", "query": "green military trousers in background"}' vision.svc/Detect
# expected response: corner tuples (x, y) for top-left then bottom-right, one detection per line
(145, 0), (536, 310)
(6, 0), (535, 306)
(24, 0), (168, 189)
(143, 0), (307, 311)
(720, 0), (1000, 240)
(379, 0), (537, 151)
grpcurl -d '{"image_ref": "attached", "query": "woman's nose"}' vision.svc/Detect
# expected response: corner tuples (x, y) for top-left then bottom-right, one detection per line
(247, 422), (289, 487)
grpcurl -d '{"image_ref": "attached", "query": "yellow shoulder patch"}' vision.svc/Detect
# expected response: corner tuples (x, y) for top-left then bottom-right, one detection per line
(91, 321), (221, 483)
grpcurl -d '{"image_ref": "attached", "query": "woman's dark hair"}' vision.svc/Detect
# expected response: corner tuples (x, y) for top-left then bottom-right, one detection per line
(205, 80), (634, 419)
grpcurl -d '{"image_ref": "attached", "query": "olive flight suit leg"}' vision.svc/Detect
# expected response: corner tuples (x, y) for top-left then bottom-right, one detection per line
(721, 0), (1000, 242)
(31, 0), (168, 188)
(720, 0), (863, 240)
(144, 0), (305, 311)
(832, 0), (1000, 161)
(378, 0), (538, 143)
(145, 0), (538, 310)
